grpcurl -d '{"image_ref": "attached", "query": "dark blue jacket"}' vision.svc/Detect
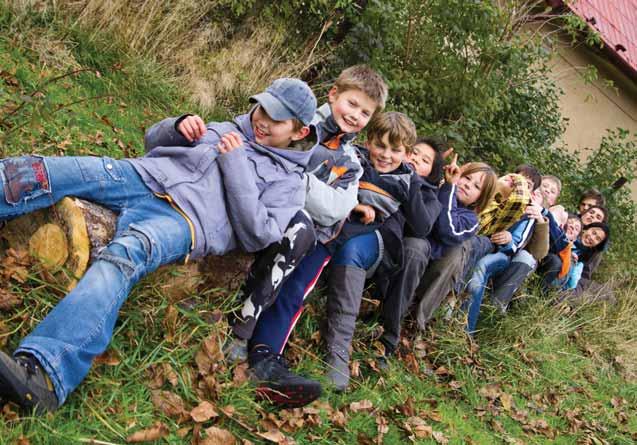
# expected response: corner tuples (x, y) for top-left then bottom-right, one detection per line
(429, 182), (480, 260)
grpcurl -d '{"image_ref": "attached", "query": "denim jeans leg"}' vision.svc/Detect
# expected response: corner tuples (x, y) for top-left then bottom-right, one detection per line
(463, 252), (510, 334)
(0, 156), (146, 221)
(16, 196), (191, 406)
(491, 249), (537, 311)
(331, 231), (380, 270)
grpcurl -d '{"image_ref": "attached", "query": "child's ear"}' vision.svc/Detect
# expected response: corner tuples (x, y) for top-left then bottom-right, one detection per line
(291, 126), (311, 141)
(327, 86), (339, 104)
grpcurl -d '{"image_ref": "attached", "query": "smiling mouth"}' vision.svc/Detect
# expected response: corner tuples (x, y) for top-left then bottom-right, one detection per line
(254, 126), (269, 138)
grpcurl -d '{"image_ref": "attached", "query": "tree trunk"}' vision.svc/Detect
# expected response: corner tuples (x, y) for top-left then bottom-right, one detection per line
(0, 198), (252, 296)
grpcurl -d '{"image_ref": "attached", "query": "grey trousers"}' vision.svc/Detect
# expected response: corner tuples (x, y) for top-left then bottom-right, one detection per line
(415, 235), (493, 330)
(377, 237), (432, 352)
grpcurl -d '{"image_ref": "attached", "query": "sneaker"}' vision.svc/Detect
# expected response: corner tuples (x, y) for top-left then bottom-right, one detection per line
(249, 347), (322, 408)
(222, 336), (248, 363)
(0, 351), (58, 414)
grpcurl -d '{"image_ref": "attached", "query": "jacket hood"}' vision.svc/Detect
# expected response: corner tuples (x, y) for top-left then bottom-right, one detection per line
(313, 103), (357, 145)
(235, 109), (318, 169)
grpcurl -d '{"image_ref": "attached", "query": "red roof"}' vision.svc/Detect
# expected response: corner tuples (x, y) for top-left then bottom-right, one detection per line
(565, 0), (637, 77)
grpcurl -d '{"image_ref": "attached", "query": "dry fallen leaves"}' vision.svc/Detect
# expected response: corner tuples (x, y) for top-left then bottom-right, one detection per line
(0, 288), (22, 311)
(190, 401), (219, 423)
(349, 399), (374, 413)
(403, 416), (433, 439)
(196, 333), (224, 376)
(151, 390), (187, 420)
(202, 426), (236, 445)
(126, 422), (169, 443)
(94, 348), (121, 366)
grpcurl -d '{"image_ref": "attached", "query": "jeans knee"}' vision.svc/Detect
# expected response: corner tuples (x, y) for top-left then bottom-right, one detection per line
(0, 156), (51, 205)
(96, 229), (152, 278)
(512, 250), (536, 269)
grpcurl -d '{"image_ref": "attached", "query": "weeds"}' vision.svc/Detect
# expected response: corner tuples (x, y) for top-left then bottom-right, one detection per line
(1, 2), (636, 444)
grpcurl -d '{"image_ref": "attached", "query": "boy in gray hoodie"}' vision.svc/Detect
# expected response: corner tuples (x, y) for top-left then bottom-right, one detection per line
(0, 78), (318, 414)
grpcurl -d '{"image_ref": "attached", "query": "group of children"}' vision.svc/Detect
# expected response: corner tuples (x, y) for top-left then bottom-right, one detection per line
(0, 65), (611, 414)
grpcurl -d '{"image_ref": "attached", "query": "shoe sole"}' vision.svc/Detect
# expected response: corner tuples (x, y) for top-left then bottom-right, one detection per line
(255, 383), (322, 408)
(0, 354), (55, 414)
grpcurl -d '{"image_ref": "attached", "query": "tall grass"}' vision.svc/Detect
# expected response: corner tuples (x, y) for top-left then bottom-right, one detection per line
(11, 0), (329, 113)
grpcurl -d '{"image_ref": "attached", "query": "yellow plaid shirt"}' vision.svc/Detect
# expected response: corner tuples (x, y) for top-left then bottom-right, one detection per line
(478, 174), (530, 236)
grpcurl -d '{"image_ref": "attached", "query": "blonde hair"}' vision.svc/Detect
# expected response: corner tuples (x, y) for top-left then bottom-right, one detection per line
(461, 162), (497, 213)
(334, 65), (389, 111)
(542, 175), (562, 194)
(367, 112), (417, 151)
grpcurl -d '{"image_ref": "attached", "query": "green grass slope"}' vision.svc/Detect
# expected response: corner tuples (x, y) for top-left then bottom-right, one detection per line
(0, 5), (636, 445)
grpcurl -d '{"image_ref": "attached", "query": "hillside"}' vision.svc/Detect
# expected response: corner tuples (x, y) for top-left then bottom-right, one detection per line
(1, 2), (636, 444)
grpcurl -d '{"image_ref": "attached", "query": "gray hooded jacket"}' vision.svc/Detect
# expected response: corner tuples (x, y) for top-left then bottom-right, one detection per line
(128, 112), (317, 259)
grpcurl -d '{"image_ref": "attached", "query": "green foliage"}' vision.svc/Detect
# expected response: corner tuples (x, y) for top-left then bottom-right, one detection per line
(325, 0), (565, 169)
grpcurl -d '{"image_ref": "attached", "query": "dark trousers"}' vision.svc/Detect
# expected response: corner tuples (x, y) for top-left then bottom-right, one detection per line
(376, 237), (432, 352)
(230, 210), (316, 340)
(248, 244), (332, 353)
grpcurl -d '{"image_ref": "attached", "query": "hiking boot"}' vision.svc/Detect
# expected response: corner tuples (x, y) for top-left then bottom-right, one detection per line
(0, 351), (58, 414)
(249, 347), (322, 408)
(223, 336), (248, 363)
(325, 347), (350, 391)
(324, 265), (367, 392)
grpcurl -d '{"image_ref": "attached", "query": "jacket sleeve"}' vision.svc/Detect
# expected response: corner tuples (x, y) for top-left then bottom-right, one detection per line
(217, 148), (305, 252)
(303, 147), (363, 226)
(525, 217), (549, 262)
(434, 182), (480, 245)
(542, 208), (569, 252)
(404, 178), (441, 239)
(498, 217), (536, 255)
(144, 116), (194, 152)
(572, 250), (603, 296)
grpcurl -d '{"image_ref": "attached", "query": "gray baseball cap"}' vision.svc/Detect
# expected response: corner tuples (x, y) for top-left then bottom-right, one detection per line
(250, 78), (317, 126)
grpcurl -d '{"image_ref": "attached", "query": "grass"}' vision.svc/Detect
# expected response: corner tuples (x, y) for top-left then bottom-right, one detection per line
(1, 3), (637, 444)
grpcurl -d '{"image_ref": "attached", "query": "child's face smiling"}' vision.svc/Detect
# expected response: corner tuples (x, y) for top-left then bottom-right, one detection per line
(407, 142), (436, 178)
(541, 179), (559, 206)
(367, 132), (407, 173)
(581, 227), (606, 248)
(251, 105), (305, 148)
(565, 218), (582, 242)
(327, 87), (377, 134)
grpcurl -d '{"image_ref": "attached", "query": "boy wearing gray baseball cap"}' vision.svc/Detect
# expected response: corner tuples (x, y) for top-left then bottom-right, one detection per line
(0, 78), (318, 414)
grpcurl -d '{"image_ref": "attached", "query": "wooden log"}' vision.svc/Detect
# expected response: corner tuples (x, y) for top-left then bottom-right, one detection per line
(0, 198), (253, 295)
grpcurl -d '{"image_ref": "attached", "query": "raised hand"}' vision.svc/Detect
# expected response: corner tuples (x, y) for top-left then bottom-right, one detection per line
(177, 115), (207, 142)
(444, 153), (461, 185)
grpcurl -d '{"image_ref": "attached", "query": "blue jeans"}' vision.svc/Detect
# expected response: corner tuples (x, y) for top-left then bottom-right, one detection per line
(463, 251), (511, 334)
(1, 156), (191, 405)
(332, 231), (380, 269)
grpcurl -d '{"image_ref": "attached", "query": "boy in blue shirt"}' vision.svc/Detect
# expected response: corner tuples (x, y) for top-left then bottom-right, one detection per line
(0, 78), (318, 414)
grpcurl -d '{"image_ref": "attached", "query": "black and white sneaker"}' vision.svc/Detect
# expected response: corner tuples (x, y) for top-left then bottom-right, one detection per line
(249, 346), (322, 408)
(0, 351), (58, 414)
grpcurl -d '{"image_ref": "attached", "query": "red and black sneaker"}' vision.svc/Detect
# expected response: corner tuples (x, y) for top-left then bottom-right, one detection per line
(249, 347), (322, 409)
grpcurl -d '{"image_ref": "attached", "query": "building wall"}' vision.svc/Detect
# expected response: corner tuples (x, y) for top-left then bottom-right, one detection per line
(548, 33), (637, 201)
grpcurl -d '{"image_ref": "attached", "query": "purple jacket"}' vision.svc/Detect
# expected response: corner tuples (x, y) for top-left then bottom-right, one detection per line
(129, 112), (317, 258)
